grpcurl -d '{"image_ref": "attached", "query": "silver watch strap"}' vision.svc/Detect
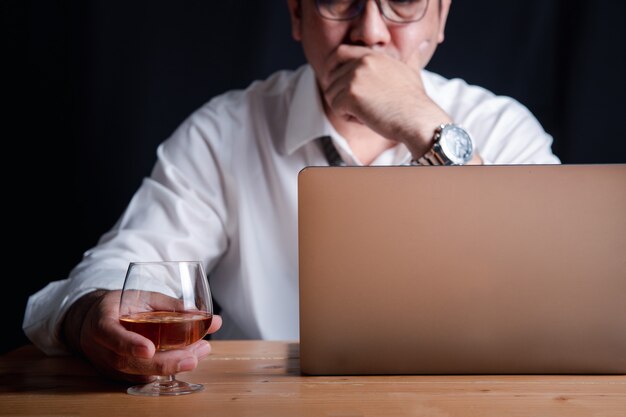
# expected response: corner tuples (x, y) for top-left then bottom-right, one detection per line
(416, 150), (444, 166)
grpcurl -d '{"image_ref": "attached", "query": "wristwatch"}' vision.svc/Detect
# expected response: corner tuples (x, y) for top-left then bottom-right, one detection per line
(416, 123), (474, 166)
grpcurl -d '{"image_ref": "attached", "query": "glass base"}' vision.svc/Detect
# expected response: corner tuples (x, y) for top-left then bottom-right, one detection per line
(127, 375), (204, 396)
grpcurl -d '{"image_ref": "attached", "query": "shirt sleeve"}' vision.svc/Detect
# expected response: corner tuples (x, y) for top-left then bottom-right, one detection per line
(470, 96), (561, 165)
(423, 71), (561, 166)
(23, 107), (232, 355)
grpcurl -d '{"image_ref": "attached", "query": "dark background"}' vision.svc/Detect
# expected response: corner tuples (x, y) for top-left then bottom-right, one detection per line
(4, 1), (625, 354)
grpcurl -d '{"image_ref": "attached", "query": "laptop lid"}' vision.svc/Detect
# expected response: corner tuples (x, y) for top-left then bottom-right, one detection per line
(297, 164), (626, 375)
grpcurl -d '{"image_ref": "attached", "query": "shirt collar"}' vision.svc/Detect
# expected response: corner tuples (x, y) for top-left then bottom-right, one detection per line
(284, 65), (332, 155)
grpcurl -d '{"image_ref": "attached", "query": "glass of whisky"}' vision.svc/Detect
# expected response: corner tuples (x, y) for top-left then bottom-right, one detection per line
(119, 261), (213, 396)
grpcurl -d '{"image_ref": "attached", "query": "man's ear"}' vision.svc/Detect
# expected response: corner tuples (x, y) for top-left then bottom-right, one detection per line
(437, 0), (451, 44)
(287, 0), (303, 42)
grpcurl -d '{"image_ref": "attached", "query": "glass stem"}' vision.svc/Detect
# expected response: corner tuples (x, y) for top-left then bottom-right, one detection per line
(155, 375), (177, 387)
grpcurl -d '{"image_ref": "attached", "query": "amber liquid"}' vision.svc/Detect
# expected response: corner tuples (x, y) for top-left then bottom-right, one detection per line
(120, 311), (212, 350)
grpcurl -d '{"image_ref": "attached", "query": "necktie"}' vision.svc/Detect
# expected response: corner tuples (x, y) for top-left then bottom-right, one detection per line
(319, 135), (418, 166)
(319, 135), (346, 166)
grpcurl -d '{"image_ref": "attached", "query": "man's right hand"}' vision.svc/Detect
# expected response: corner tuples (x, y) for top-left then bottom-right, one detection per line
(62, 290), (222, 382)
(320, 44), (453, 159)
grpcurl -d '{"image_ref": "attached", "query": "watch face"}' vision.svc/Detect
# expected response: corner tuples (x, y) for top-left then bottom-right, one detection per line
(439, 124), (473, 164)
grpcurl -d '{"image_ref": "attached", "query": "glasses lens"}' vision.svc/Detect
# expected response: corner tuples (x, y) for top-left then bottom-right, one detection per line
(317, 0), (363, 21)
(316, 0), (429, 23)
(383, 0), (429, 23)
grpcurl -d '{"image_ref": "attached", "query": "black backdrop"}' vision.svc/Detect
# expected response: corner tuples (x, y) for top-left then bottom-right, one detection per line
(5, 1), (625, 354)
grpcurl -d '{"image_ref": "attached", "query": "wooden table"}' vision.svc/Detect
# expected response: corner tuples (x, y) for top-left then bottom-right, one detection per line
(1, 341), (624, 416)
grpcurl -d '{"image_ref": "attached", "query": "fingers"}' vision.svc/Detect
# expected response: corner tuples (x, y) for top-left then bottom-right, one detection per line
(324, 63), (362, 121)
(79, 291), (157, 379)
(123, 339), (212, 376)
(119, 326), (156, 359)
(326, 44), (371, 71)
(84, 305), (221, 380)
(84, 290), (156, 359)
(320, 42), (449, 148)
(85, 329), (214, 380)
(323, 45), (372, 90)
(323, 46), (381, 122)
(209, 314), (223, 334)
(80, 290), (223, 382)
(175, 340), (212, 373)
(82, 336), (155, 383)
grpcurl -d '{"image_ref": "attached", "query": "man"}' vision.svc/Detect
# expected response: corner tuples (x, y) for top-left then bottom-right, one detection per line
(23, 0), (559, 382)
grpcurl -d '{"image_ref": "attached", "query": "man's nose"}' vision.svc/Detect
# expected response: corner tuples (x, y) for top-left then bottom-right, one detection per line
(348, 0), (392, 47)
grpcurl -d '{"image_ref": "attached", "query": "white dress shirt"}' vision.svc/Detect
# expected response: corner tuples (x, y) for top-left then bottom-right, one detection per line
(23, 64), (560, 355)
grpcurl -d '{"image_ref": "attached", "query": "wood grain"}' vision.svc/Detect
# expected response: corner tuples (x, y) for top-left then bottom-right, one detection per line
(1, 341), (624, 417)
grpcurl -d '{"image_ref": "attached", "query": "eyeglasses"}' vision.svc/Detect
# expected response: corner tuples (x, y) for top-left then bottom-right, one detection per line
(315, 0), (430, 24)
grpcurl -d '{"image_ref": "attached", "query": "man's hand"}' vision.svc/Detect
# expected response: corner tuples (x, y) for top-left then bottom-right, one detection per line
(63, 290), (222, 382)
(321, 44), (453, 159)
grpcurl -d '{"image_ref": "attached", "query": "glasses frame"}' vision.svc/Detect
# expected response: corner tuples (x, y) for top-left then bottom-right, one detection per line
(314, 0), (431, 24)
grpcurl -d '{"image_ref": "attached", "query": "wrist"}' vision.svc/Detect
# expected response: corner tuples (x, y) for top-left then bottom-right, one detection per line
(62, 290), (108, 354)
(414, 123), (475, 166)
(403, 115), (453, 160)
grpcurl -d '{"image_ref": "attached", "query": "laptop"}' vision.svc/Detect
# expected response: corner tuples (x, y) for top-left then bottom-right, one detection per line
(297, 164), (626, 375)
